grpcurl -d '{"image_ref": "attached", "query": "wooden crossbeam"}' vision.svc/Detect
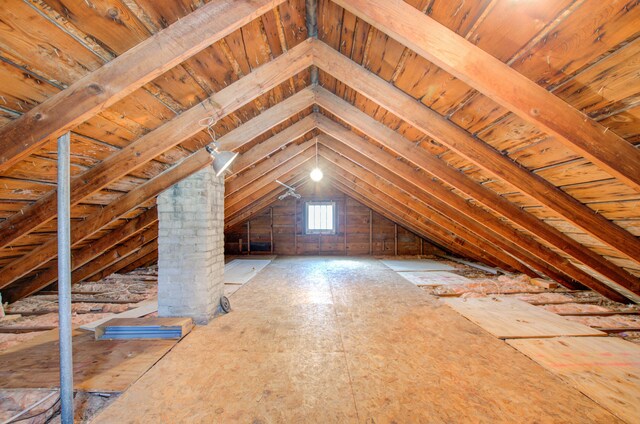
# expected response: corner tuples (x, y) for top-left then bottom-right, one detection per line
(0, 40), (313, 251)
(3, 207), (158, 300)
(313, 87), (640, 298)
(329, 176), (479, 261)
(319, 155), (528, 274)
(0, 150), (211, 297)
(313, 38), (640, 268)
(322, 159), (516, 270)
(331, 1), (640, 193)
(0, 0), (286, 173)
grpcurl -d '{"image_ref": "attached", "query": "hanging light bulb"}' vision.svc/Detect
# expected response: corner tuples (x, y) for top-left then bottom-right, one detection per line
(310, 167), (323, 182)
(310, 137), (323, 182)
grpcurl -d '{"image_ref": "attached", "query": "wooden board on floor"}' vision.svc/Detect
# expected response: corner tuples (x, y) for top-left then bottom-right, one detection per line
(80, 299), (158, 331)
(398, 271), (471, 286)
(507, 337), (640, 423)
(443, 297), (606, 339)
(224, 259), (272, 296)
(0, 328), (176, 392)
(380, 259), (454, 272)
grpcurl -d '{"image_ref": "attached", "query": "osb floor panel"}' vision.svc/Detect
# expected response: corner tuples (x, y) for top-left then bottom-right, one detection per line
(380, 258), (455, 272)
(444, 297), (606, 339)
(92, 257), (620, 423)
(398, 270), (472, 286)
(0, 328), (176, 392)
(507, 337), (640, 423)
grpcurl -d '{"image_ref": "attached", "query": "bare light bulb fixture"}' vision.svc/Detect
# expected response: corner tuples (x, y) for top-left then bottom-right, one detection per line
(201, 117), (238, 176)
(310, 137), (323, 182)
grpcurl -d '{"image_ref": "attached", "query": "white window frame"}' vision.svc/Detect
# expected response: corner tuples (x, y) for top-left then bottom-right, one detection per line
(305, 201), (337, 235)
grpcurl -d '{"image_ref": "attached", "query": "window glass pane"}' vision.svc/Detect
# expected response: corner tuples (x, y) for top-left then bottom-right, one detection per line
(307, 203), (335, 232)
(308, 206), (316, 230)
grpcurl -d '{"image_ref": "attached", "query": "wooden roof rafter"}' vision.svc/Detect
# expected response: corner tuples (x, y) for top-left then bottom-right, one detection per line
(0, 0), (288, 173)
(333, 0), (640, 193)
(0, 0), (637, 304)
(311, 39), (640, 268)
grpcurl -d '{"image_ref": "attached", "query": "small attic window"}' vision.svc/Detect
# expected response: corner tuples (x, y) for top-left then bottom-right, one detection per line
(306, 201), (336, 234)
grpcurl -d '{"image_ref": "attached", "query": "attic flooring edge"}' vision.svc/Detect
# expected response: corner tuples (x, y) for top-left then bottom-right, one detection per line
(91, 257), (621, 423)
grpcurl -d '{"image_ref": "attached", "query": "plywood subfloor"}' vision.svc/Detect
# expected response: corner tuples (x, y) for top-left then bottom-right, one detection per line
(380, 258), (454, 272)
(507, 337), (640, 423)
(398, 270), (471, 286)
(92, 257), (620, 423)
(0, 328), (176, 392)
(444, 296), (606, 339)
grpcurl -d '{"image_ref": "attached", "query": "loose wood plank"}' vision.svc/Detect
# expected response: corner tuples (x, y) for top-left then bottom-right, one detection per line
(443, 297), (606, 339)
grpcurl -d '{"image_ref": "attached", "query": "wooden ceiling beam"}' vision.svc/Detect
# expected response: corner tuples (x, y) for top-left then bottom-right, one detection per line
(316, 116), (619, 297)
(225, 138), (315, 196)
(3, 207), (158, 301)
(319, 135), (636, 298)
(117, 252), (158, 276)
(228, 114), (317, 176)
(225, 143), (315, 203)
(313, 89), (640, 297)
(330, 1), (640, 193)
(70, 225), (159, 286)
(0, 40), (313, 251)
(0, 150), (211, 296)
(320, 155), (528, 274)
(325, 169), (510, 269)
(318, 137), (576, 283)
(0, 0), (286, 173)
(225, 155), (315, 215)
(225, 171), (309, 222)
(217, 87), (315, 152)
(313, 38), (640, 267)
(86, 239), (158, 283)
(225, 177), (310, 229)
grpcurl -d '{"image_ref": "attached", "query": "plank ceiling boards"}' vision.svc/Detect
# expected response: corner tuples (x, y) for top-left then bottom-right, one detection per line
(0, 0), (637, 304)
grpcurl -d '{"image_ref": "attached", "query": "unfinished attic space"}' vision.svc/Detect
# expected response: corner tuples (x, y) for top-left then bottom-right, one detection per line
(1, 0), (640, 421)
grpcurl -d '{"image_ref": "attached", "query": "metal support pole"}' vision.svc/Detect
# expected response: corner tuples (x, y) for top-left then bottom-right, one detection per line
(306, 0), (319, 86)
(57, 132), (74, 423)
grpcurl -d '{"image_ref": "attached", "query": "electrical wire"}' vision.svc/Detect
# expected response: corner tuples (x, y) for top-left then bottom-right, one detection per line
(4, 393), (60, 424)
